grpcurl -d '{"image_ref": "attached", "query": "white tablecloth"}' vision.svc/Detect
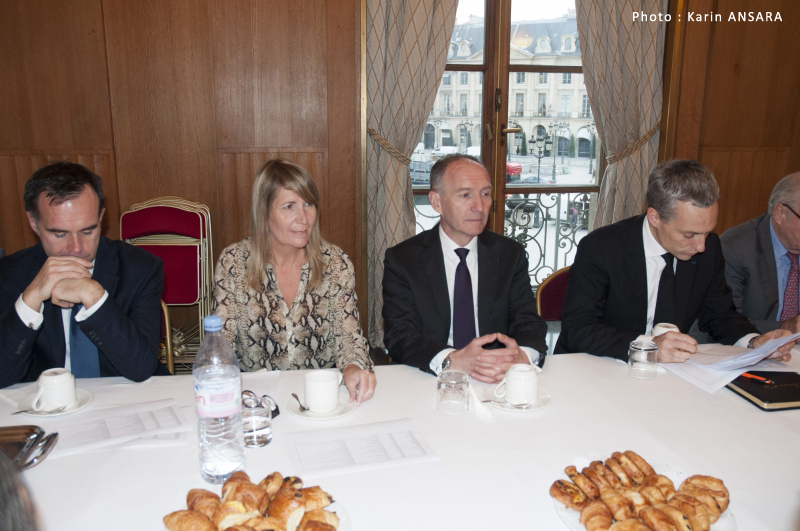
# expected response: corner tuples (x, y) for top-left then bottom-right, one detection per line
(3, 354), (800, 530)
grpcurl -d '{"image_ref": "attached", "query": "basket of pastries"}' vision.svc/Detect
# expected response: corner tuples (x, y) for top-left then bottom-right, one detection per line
(549, 450), (731, 531)
(164, 470), (340, 531)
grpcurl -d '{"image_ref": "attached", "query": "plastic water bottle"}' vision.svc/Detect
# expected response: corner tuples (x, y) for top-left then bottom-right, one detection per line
(193, 315), (244, 484)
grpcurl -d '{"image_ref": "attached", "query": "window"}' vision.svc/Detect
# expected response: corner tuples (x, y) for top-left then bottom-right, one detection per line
(460, 72), (468, 85)
(563, 35), (575, 52)
(562, 73), (572, 84)
(442, 73), (451, 86)
(516, 72), (525, 84)
(460, 93), (468, 116)
(536, 37), (551, 53)
(538, 73), (548, 84)
(537, 93), (547, 117)
(442, 93), (451, 115)
(514, 93), (524, 117)
(581, 94), (592, 118)
(477, 72), (482, 86)
(559, 94), (571, 118)
(477, 92), (482, 114)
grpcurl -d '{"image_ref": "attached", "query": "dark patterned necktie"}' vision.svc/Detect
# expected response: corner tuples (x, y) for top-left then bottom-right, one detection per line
(452, 248), (476, 349)
(653, 252), (676, 328)
(70, 305), (100, 378)
(780, 252), (799, 321)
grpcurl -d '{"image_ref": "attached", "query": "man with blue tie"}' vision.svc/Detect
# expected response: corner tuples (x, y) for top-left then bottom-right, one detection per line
(0, 162), (166, 388)
(382, 154), (548, 383)
(720, 172), (800, 334)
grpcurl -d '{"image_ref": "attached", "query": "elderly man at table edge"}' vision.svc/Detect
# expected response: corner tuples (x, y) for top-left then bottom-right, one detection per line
(555, 159), (793, 363)
(382, 154), (548, 383)
(0, 161), (168, 389)
(719, 172), (800, 335)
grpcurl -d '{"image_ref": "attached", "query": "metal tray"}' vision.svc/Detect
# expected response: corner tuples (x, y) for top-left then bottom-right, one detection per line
(0, 425), (58, 470)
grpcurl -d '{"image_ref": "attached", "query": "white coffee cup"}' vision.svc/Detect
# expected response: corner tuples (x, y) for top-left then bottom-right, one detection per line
(493, 363), (540, 405)
(32, 368), (77, 411)
(304, 370), (343, 412)
(652, 323), (679, 337)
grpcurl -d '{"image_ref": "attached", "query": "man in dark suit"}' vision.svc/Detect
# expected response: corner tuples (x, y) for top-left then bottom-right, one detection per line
(720, 172), (800, 334)
(382, 155), (547, 383)
(555, 159), (792, 362)
(0, 162), (166, 388)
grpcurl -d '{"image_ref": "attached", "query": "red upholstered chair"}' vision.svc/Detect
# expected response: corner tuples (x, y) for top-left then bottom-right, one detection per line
(536, 266), (570, 321)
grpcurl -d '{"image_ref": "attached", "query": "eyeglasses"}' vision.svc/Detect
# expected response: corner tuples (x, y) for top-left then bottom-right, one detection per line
(780, 203), (800, 221)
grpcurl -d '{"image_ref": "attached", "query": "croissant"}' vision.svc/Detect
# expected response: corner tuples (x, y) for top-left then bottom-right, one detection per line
(566, 466), (600, 500)
(612, 452), (646, 485)
(582, 466), (611, 489)
(259, 472), (284, 501)
(598, 484), (633, 521)
(301, 486), (333, 511)
(580, 500), (612, 531)
(224, 481), (269, 513)
(213, 500), (260, 530)
(608, 519), (650, 531)
(677, 484), (721, 523)
(592, 461), (622, 489)
(549, 479), (589, 510)
(668, 493), (710, 531)
(222, 471), (253, 500)
(638, 485), (666, 506)
(639, 506), (678, 531)
(164, 510), (217, 531)
(188, 489), (222, 520)
(246, 516), (288, 531)
(682, 475), (729, 512)
(297, 523), (335, 531)
(642, 474), (676, 499)
(618, 487), (649, 517)
(223, 526), (253, 531)
(655, 503), (694, 531)
(267, 488), (306, 531)
(624, 451), (656, 477)
(605, 457), (633, 487)
(298, 509), (339, 530)
(282, 476), (303, 490)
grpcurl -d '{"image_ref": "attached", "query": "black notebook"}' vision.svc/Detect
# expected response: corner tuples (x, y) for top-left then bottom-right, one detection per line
(726, 371), (800, 411)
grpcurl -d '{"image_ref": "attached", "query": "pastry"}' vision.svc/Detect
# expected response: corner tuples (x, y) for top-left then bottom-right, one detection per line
(222, 471), (253, 501)
(682, 475), (729, 512)
(188, 489), (222, 520)
(246, 516), (288, 531)
(582, 466), (611, 489)
(624, 451), (656, 477)
(605, 457), (634, 487)
(608, 519), (650, 531)
(301, 486), (333, 511)
(613, 452), (646, 485)
(550, 479), (589, 510)
(598, 484), (633, 521)
(282, 476), (303, 490)
(668, 493), (710, 531)
(224, 481), (269, 513)
(642, 475), (676, 499)
(618, 487), (649, 517)
(580, 500), (613, 531)
(297, 509), (339, 530)
(164, 510), (217, 531)
(677, 484), (721, 523)
(638, 486), (666, 506)
(259, 472), (284, 501)
(566, 465), (600, 500)
(267, 488), (306, 531)
(638, 506), (678, 531)
(655, 504), (693, 531)
(592, 461), (622, 489)
(213, 501), (260, 530)
(297, 523), (336, 531)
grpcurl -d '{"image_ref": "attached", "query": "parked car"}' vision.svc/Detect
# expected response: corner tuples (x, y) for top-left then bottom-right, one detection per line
(432, 146), (458, 159)
(505, 162), (522, 183)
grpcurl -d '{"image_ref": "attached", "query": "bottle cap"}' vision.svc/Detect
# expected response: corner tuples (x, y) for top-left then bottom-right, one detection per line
(203, 315), (223, 332)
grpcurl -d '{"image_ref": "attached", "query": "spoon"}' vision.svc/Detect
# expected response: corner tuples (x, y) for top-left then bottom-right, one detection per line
(481, 400), (531, 409)
(13, 406), (67, 415)
(291, 393), (309, 412)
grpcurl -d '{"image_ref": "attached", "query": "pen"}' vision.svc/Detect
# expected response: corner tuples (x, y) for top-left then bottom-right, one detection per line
(741, 373), (774, 385)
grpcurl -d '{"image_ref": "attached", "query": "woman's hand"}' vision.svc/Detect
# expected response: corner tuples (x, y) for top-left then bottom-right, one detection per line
(343, 364), (377, 404)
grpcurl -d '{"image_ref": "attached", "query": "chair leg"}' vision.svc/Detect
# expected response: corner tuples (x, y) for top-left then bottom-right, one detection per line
(161, 300), (175, 375)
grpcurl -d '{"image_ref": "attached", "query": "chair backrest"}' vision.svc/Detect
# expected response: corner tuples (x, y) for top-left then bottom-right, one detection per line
(121, 206), (204, 240)
(140, 245), (201, 305)
(536, 266), (570, 321)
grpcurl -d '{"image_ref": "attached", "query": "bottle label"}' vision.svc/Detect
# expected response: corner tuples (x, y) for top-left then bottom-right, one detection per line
(195, 380), (242, 418)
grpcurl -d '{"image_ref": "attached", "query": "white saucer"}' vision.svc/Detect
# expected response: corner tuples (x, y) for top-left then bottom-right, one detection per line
(487, 387), (551, 412)
(287, 389), (357, 420)
(17, 388), (94, 417)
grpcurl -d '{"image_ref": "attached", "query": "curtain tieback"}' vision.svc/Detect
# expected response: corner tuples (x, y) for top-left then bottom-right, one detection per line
(368, 128), (411, 166)
(606, 123), (660, 165)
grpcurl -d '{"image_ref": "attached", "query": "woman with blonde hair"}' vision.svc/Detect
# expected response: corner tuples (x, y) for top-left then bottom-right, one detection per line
(212, 159), (376, 403)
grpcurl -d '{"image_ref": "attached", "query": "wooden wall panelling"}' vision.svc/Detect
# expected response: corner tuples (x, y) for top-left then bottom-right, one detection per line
(0, 153), (118, 253)
(103, 0), (218, 212)
(0, 0), (112, 151)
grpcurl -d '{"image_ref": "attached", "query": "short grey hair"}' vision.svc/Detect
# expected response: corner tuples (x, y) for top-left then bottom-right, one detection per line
(646, 160), (719, 222)
(429, 154), (483, 192)
(768, 172), (800, 216)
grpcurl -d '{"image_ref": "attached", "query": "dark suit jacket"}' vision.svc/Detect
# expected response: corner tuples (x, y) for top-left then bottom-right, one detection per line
(555, 215), (757, 360)
(0, 237), (165, 388)
(720, 213), (782, 333)
(382, 225), (548, 373)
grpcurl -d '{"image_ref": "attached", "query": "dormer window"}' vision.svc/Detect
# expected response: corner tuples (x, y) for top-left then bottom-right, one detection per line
(536, 37), (551, 53)
(562, 35), (575, 52)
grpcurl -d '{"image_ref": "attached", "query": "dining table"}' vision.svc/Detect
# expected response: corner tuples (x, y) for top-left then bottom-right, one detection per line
(2, 353), (800, 531)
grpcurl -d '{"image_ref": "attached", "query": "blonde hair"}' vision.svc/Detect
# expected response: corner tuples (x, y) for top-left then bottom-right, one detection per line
(246, 159), (325, 291)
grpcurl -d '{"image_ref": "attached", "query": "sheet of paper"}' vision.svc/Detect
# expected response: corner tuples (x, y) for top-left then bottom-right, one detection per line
(661, 362), (747, 393)
(45, 399), (191, 457)
(689, 333), (800, 370)
(284, 418), (438, 478)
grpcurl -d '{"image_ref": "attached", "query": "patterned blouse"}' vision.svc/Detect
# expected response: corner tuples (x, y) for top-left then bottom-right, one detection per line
(211, 239), (373, 372)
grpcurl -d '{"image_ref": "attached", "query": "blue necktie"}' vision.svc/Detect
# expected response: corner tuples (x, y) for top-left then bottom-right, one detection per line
(453, 248), (476, 349)
(70, 305), (100, 378)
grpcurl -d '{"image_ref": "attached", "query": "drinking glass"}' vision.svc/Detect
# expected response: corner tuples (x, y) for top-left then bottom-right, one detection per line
(628, 340), (658, 379)
(242, 394), (275, 447)
(437, 370), (470, 414)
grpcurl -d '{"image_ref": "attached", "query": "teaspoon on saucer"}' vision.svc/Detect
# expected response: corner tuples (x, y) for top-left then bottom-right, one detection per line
(480, 400), (530, 409)
(291, 393), (309, 412)
(13, 406), (67, 415)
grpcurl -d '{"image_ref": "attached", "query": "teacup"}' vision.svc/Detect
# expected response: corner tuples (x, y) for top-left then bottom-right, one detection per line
(304, 370), (343, 413)
(494, 363), (540, 405)
(32, 368), (77, 411)
(652, 323), (679, 337)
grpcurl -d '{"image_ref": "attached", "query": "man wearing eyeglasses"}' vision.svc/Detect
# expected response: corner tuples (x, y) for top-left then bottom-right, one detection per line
(720, 172), (800, 334)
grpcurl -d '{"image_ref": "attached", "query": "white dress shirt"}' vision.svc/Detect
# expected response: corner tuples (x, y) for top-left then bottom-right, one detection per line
(429, 226), (540, 374)
(15, 262), (108, 371)
(638, 219), (755, 347)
